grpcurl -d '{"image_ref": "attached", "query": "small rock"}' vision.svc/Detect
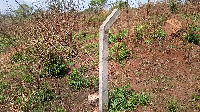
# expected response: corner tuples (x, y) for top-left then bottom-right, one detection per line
(88, 93), (99, 104)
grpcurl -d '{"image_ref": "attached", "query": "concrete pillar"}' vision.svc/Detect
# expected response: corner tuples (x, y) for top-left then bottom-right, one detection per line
(99, 9), (121, 112)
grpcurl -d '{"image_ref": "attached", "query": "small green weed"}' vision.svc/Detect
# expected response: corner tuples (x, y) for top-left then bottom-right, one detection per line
(56, 106), (66, 112)
(109, 28), (127, 44)
(79, 31), (98, 40)
(145, 38), (153, 44)
(107, 85), (151, 111)
(196, 105), (200, 110)
(167, 99), (179, 112)
(150, 27), (166, 39)
(68, 69), (98, 90)
(134, 24), (146, 40)
(169, 44), (174, 49)
(109, 42), (130, 63)
(192, 87), (200, 102)
(0, 95), (6, 103)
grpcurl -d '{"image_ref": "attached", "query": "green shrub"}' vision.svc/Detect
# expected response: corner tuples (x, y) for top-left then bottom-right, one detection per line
(111, 1), (127, 9)
(20, 74), (33, 83)
(109, 42), (130, 62)
(184, 25), (200, 45)
(43, 52), (67, 77)
(82, 42), (99, 55)
(0, 95), (6, 103)
(107, 85), (151, 111)
(192, 87), (200, 102)
(0, 82), (9, 91)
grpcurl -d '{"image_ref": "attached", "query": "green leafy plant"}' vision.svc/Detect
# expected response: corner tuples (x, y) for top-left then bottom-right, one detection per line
(109, 42), (130, 62)
(68, 69), (98, 90)
(43, 52), (67, 77)
(167, 99), (179, 112)
(134, 24), (146, 40)
(169, 0), (177, 13)
(56, 106), (66, 112)
(184, 25), (200, 45)
(13, 4), (33, 17)
(82, 42), (99, 55)
(107, 85), (151, 111)
(109, 28), (127, 44)
(150, 27), (166, 39)
(0, 82), (9, 92)
(20, 74), (33, 83)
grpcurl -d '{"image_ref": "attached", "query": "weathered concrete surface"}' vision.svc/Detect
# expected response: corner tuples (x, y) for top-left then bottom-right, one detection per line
(99, 9), (121, 112)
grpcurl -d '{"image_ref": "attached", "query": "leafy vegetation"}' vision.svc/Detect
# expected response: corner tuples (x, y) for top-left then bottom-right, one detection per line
(68, 68), (98, 90)
(109, 28), (127, 44)
(167, 99), (185, 112)
(82, 42), (99, 55)
(43, 52), (67, 77)
(150, 27), (166, 39)
(0, 82), (9, 103)
(109, 42), (130, 62)
(107, 85), (151, 111)
(134, 24), (147, 40)
(111, 1), (127, 9)
(192, 87), (200, 110)
(13, 4), (33, 17)
(10, 50), (29, 63)
(184, 25), (200, 45)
